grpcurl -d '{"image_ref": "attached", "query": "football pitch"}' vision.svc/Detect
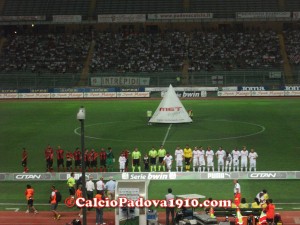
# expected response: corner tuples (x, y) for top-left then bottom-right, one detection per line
(0, 98), (300, 212)
(0, 98), (299, 171)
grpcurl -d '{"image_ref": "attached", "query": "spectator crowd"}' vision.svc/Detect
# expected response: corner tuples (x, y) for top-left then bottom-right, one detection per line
(1, 29), (299, 74)
(0, 32), (90, 73)
(284, 29), (300, 65)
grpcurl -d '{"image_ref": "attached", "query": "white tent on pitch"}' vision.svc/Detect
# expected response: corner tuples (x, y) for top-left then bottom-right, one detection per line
(149, 84), (192, 123)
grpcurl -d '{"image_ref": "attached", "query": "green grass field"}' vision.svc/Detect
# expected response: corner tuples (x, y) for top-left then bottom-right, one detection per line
(0, 98), (300, 171)
(0, 98), (300, 212)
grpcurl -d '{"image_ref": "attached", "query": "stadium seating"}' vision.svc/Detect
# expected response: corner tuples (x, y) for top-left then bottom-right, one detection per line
(96, 0), (183, 14)
(3, 0), (300, 18)
(0, 32), (90, 73)
(2, 0), (89, 16)
(2, 0), (48, 16)
(94, 0), (281, 17)
(0, 28), (288, 88)
(285, 0), (300, 11)
(2, 0), (300, 88)
(283, 29), (300, 66)
(89, 30), (282, 73)
(189, 0), (280, 18)
(0, 72), (81, 89)
(46, 0), (89, 16)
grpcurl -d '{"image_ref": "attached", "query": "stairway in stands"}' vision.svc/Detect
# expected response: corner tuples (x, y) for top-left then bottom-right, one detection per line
(88, 0), (96, 20)
(278, 33), (294, 84)
(183, 0), (190, 12)
(78, 39), (95, 86)
(181, 59), (190, 85)
(278, 0), (285, 10)
(0, 0), (5, 14)
(0, 37), (7, 54)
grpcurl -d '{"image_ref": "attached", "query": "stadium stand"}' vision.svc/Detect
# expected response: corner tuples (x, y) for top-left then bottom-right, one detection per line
(0, 72), (81, 89)
(46, 0), (89, 17)
(96, 0), (184, 14)
(0, 32), (90, 73)
(94, 0), (281, 17)
(285, 0), (300, 11)
(89, 29), (282, 74)
(2, 0), (48, 16)
(0, 0), (299, 87)
(189, 0), (280, 18)
(0, 28), (288, 88)
(283, 29), (300, 66)
(2, 0), (89, 16)
(1, 0), (300, 18)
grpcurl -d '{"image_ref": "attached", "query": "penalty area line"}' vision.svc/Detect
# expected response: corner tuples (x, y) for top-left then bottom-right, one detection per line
(162, 124), (172, 146)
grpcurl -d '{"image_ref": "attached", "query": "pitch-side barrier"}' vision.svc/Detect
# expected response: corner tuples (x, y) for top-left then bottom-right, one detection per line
(1, 171), (300, 181)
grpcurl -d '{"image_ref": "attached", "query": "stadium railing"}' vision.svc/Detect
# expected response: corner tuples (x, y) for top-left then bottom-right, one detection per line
(0, 69), (288, 89)
(0, 72), (81, 89)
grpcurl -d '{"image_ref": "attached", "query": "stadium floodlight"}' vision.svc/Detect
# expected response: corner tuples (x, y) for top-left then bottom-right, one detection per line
(77, 106), (87, 225)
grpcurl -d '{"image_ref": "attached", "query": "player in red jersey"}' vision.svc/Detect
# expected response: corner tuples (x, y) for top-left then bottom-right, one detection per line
(73, 147), (81, 172)
(56, 146), (65, 172)
(22, 147), (29, 173)
(45, 145), (54, 172)
(65, 151), (73, 172)
(122, 148), (130, 172)
(99, 148), (107, 172)
(90, 149), (98, 172)
(87, 149), (94, 172)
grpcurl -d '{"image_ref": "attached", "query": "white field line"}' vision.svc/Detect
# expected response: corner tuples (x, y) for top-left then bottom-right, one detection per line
(5, 208), (19, 212)
(74, 119), (266, 142)
(0, 203), (49, 206)
(162, 124), (172, 145)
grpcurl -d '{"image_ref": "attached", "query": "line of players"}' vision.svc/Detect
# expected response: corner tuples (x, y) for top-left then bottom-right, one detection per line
(123, 144), (258, 173)
(44, 145), (116, 172)
(22, 144), (258, 173)
(171, 145), (259, 172)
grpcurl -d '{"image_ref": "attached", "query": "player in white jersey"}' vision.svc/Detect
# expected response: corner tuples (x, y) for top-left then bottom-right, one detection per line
(119, 153), (127, 172)
(198, 146), (206, 172)
(174, 146), (184, 172)
(248, 149), (258, 171)
(215, 146), (226, 172)
(224, 151), (232, 172)
(163, 152), (173, 172)
(231, 147), (241, 172)
(192, 146), (200, 172)
(205, 146), (214, 172)
(240, 146), (249, 171)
